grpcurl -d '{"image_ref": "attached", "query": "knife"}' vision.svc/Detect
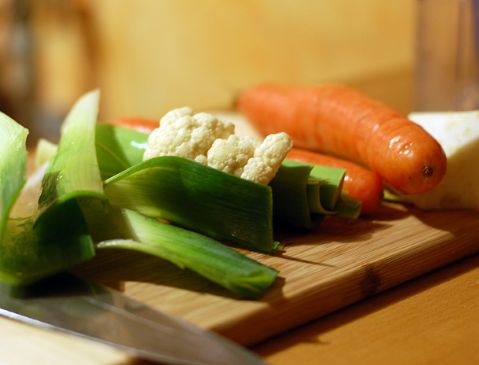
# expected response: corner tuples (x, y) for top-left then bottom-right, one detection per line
(0, 273), (268, 365)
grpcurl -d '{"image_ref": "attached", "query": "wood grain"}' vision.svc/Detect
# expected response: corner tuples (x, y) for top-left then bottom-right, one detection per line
(255, 253), (479, 365)
(73, 203), (479, 346)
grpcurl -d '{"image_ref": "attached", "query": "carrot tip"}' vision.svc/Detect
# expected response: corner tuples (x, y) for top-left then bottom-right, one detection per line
(422, 166), (434, 177)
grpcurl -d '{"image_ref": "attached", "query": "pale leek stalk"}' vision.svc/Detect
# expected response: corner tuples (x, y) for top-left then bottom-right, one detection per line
(97, 209), (278, 298)
(0, 91), (101, 284)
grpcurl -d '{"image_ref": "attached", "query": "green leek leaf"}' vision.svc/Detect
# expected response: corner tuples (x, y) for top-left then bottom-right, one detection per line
(104, 156), (276, 253)
(0, 112), (28, 244)
(335, 193), (362, 219)
(97, 209), (278, 298)
(34, 138), (58, 168)
(269, 163), (314, 228)
(271, 160), (360, 228)
(39, 90), (104, 211)
(95, 124), (147, 180)
(0, 91), (102, 285)
(309, 164), (346, 210)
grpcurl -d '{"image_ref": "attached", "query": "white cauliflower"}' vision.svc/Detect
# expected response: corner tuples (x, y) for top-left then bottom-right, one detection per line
(241, 132), (293, 184)
(144, 107), (292, 184)
(143, 107), (235, 164)
(207, 135), (258, 176)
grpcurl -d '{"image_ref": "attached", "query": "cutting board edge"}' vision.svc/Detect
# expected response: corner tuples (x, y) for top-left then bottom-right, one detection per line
(211, 239), (479, 346)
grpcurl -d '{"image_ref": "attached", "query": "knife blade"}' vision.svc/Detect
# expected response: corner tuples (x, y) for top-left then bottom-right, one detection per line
(0, 273), (268, 365)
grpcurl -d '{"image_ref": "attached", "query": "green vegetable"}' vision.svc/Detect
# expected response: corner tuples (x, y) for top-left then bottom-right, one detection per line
(308, 164), (345, 211)
(39, 90), (105, 213)
(0, 112), (28, 245)
(96, 209), (277, 298)
(34, 139), (58, 168)
(0, 91), (101, 284)
(104, 156), (277, 253)
(335, 193), (362, 219)
(95, 124), (147, 180)
(270, 162), (314, 228)
(270, 160), (360, 228)
(0, 89), (362, 296)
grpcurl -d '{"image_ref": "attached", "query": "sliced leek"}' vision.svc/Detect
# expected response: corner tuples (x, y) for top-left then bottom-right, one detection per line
(0, 112), (28, 244)
(271, 160), (361, 228)
(104, 156), (277, 253)
(39, 90), (104, 211)
(0, 91), (101, 284)
(97, 209), (278, 298)
(95, 124), (147, 180)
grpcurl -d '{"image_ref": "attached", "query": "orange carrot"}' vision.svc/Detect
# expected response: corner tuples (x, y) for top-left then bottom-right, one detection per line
(288, 148), (383, 214)
(237, 83), (447, 195)
(110, 117), (159, 133)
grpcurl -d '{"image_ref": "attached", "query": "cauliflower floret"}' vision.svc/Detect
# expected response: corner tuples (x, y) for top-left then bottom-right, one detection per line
(143, 107), (292, 184)
(207, 135), (259, 176)
(143, 107), (235, 162)
(241, 132), (293, 184)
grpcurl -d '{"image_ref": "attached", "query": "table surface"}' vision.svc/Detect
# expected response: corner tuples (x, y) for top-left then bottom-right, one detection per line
(1, 252), (477, 365)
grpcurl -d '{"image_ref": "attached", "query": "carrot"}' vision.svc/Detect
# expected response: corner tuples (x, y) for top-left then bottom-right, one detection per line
(237, 83), (447, 195)
(288, 148), (383, 214)
(110, 117), (159, 133)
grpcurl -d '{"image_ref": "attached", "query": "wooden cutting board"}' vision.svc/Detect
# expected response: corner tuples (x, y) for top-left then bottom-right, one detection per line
(75, 203), (479, 346)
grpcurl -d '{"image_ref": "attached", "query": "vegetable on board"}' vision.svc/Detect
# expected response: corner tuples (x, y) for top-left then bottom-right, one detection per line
(0, 92), (279, 298)
(0, 91), (362, 298)
(96, 209), (278, 298)
(0, 91), (101, 285)
(401, 110), (479, 211)
(103, 155), (278, 253)
(236, 83), (447, 195)
(287, 148), (383, 214)
(142, 107), (292, 185)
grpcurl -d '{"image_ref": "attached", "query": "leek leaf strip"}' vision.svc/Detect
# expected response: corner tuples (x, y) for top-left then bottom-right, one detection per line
(0, 91), (101, 285)
(97, 209), (277, 298)
(104, 156), (276, 253)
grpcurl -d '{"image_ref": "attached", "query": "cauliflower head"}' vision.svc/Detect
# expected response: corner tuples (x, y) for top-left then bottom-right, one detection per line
(143, 107), (235, 164)
(241, 132), (293, 184)
(144, 107), (292, 184)
(207, 135), (259, 176)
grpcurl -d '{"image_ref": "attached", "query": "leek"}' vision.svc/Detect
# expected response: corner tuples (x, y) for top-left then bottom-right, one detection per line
(104, 156), (277, 253)
(95, 124), (147, 180)
(270, 160), (361, 228)
(96, 209), (278, 298)
(39, 90), (104, 212)
(0, 91), (101, 284)
(269, 162), (314, 228)
(0, 112), (28, 244)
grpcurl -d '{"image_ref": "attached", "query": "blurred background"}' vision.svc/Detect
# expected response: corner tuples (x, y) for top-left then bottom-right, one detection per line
(0, 0), (478, 143)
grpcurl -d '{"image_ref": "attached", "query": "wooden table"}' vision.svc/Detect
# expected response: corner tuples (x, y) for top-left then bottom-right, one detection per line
(1, 252), (477, 365)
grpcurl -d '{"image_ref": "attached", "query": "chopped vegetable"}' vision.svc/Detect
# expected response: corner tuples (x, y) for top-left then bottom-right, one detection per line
(103, 156), (277, 253)
(0, 112), (28, 245)
(34, 139), (58, 168)
(0, 91), (101, 284)
(287, 148), (383, 214)
(0, 90), (362, 298)
(39, 90), (105, 212)
(95, 124), (148, 180)
(96, 209), (278, 298)
(402, 111), (479, 211)
(143, 107), (292, 185)
(240, 132), (292, 184)
(143, 107), (235, 163)
(237, 83), (447, 194)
